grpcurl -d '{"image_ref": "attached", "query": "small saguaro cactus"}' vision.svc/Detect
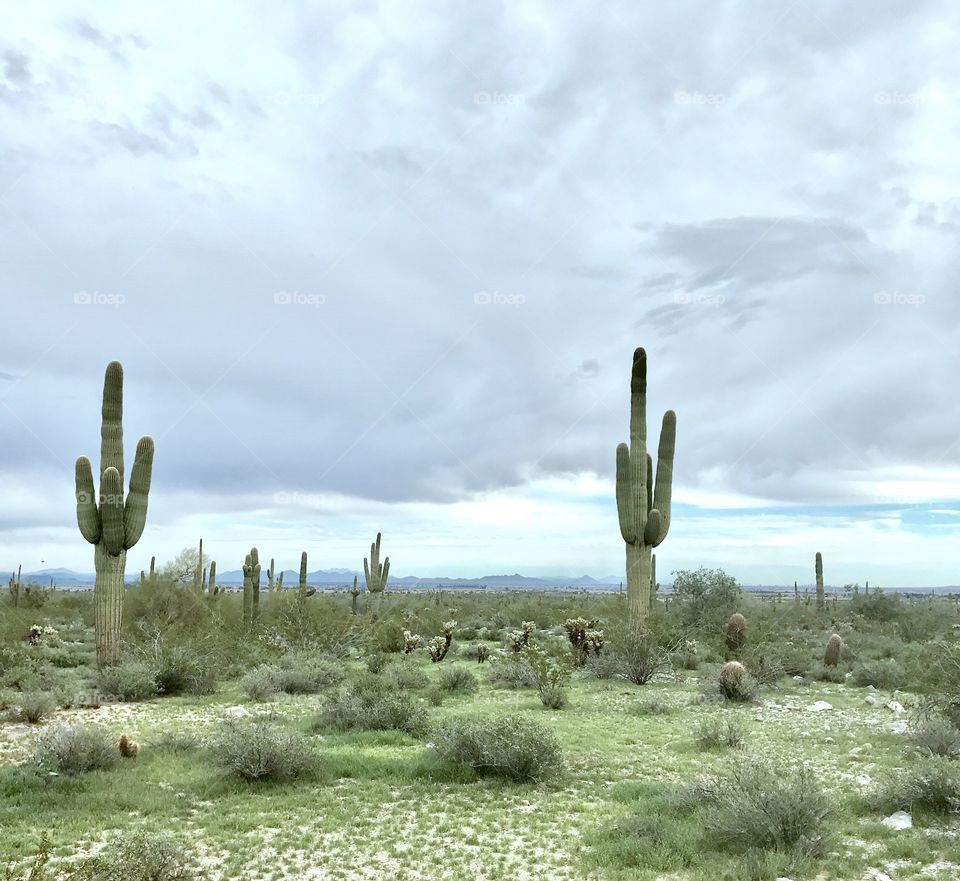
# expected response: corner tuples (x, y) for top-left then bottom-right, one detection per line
(75, 361), (155, 666)
(363, 532), (390, 619)
(208, 560), (217, 595)
(267, 558), (275, 592)
(242, 548), (261, 627)
(350, 575), (361, 615)
(477, 644), (490, 663)
(298, 551), (316, 598)
(616, 348), (676, 626)
(824, 633), (843, 667)
(276, 570), (284, 591)
(815, 552), (825, 612)
(725, 613), (747, 654)
(149, 555), (156, 583)
(195, 538), (203, 592)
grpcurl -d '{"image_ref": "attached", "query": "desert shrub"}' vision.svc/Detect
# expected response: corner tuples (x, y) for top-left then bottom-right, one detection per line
(212, 720), (319, 782)
(522, 645), (571, 709)
(97, 661), (158, 703)
(152, 645), (217, 696)
(672, 567), (742, 628)
(0, 834), (51, 880)
(149, 730), (199, 753)
(851, 589), (902, 622)
(696, 717), (747, 750)
(314, 682), (427, 736)
(871, 757), (960, 814)
(701, 761), (832, 857)
(240, 666), (281, 702)
(369, 621), (405, 654)
(384, 662), (429, 691)
(432, 714), (562, 782)
(437, 666), (478, 693)
(273, 657), (344, 694)
(6, 692), (56, 724)
(807, 662), (846, 684)
(584, 650), (625, 679)
(366, 652), (390, 674)
(909, 717), (960, 758)
(488, 656), (535, 689)
(852, 657), (905, 690)
(616, 625), (680, 686)
(633, 695), (673, 716)
(35, 724), (118, 775)
(69, 832), (197, 881)
(718, 661), (758, 703)
(824, 633), (843, 666)
(425, 686), (445, 706)
(671, 641), (701, 671)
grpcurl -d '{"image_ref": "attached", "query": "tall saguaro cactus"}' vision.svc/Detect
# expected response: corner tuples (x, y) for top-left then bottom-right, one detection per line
(298, 551), (316, 598)
(75, 361), (155, 666)
(615, 348), (676, 626)
(815, 552), (825, 612)
(350, 574), (361, 615)
(242, 547), (261, 627)
(364, 532), (390, 619)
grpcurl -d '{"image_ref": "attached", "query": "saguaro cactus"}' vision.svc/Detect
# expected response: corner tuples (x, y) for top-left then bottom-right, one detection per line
(815, 552), (825, 612)
(149, 555), (156, 583)
(75, 361), (155, 666)
(363, 532), (390, 619)
(350, 574), (361, 615)
(208, 560), (217, 595)
(615, 348), (676, 626)
(298, 551), (316, 598)
(194, 538), (203, 592)
(242, 548), (261, 627)
(267, 558), (275, 592)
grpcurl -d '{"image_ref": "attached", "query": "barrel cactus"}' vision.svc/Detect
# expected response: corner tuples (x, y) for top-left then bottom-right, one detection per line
(719, 660), (756, 702)
(725, 613), (747, 654)
(824, 633), (843, 667)
(75, 361), (155, 666)
(616, 348), (676, 625)
(363, 532), (390, 619)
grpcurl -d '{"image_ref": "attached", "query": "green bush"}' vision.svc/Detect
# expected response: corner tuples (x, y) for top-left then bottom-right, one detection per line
(35, 724), (118, 775)
(384, 662), (429, 691)
(872, 757), (960, 814)
(695, 717), (747, 750)
(69, 832), (197, 881)
(852, 658), (905, 690)
(365, 652), (390, 674)
(701, 761), (832, 857)
(909, 718), (960, 758)
(97, 661), (158, 703)
(437, 666), (478, 693)
(152, 645), (217, 696)
(807, 661), (846, 684)
(6, 691), (57, 724)
(212, 720), (320, 782)
(240, 666), (282, 702)
(488, 656), (535, 689)
(314, 681), (427, 735)
(522, 645), (571, 708)
(432, 714), (562, 783)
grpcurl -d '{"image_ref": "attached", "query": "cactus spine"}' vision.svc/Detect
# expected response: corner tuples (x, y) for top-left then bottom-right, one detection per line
(363, 532), (390, 619)
(815, 552), (825, 612)
(615, 348), (676, 626)
(75, 361), (155, 666)
(350, 574), (361, 615)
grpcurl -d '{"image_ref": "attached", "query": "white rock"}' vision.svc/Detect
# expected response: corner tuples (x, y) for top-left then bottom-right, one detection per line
(807, 700), (833, 712)
(864, 695), (877, 706)
(844, 671), (853, 680)
(866, 871), (893, 881)
(886, 700), (905, 714)
(849, 746), (863, 758)
(792, 675), (803, 682)
(866, 684), (876, 692)
(855, 773), (872, 787)
(223, 706), (251, 719)
(881, 810), (912, 831)
(888, 720), (908, 734)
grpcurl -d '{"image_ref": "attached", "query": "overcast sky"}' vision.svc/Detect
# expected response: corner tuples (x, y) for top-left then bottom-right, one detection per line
(2, 2), (959, 586)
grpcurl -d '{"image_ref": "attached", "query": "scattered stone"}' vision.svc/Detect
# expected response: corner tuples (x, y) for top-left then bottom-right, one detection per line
(866, 871), (893, 881)
(849, 746), (864, 758)
(855, 773), (872, 787)
(886, 700), (905, 714)
(792, 675), (803, 682)
(807, 700), (833, 712)
(844, 671), (853, 680)
(881, 811), (912, 831)
(223, 706), (251, 719)
(866, 685), (876, 692)
(864, 695), (877, 706)
(888, 720), (908, 734)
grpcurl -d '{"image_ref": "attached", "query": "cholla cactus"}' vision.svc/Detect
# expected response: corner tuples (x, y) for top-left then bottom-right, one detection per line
(725, 613), (747, 654)
(403, 630), (423, 654)
(477, 644), (490, 663)
(508, 621), (536, 653)
(363, 532), (390, 619)
(428, 621), (456, 662)
(564, 617), (604, 662)
(75, 361), (155, 666)
(616, 348), (676, 626)
(824, 633), (843, 667)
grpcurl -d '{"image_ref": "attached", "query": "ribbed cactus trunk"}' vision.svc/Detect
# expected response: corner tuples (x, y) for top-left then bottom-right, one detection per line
(616, 348), (676, 628)
(208, 560), (217, 595)
(363, 532), (390, 621)
(815, 552), (825, 612)
(350, 574), (360, 615)
(149, 555), (155, 583)
(76, 362), (154, 667)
